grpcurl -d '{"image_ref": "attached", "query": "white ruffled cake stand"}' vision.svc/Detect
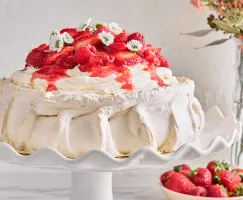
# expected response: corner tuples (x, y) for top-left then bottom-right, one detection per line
(0, 106), (242, 200)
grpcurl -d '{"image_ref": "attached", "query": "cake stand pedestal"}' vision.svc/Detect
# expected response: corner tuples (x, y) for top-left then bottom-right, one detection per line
(71, 171), (113, 200)
(0, 106), (242, 200)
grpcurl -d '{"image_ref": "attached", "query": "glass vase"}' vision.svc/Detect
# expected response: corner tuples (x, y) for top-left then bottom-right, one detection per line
(233, 39), (243, 167)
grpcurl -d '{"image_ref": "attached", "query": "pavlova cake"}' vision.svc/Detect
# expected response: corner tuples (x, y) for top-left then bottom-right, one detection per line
(0, 19), (205, 158)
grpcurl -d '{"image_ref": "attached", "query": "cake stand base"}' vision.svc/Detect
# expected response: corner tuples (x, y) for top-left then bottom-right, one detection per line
(71, 171), (113, 200)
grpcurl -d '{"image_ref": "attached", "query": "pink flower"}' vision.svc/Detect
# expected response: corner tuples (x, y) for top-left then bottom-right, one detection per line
(190, 0), (204, 12)
(238, 36), (243, 41)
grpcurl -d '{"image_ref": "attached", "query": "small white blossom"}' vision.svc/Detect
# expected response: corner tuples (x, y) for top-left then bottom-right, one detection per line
(50, 30), (59, 39)
(108, 22), (123, 34)
(62, 32), (74, 44)
(49, 34), (64, 52)
(126, 40), (142, 52)
(98, 31), (114, 46)
(91, 21), (108, 32)
(95, 21), (107, 28)
(77, 18), (92, 31)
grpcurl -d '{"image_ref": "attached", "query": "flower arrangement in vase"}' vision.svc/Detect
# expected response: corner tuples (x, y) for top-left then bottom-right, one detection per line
(189, 0), (243, 166)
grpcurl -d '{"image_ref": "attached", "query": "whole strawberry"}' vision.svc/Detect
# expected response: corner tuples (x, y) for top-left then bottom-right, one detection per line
(207, 160), (229, 176)
(207, 184), (229, 198)
(228, 182), (243, 197)
(190, 168), (212, 188)
(160, 170), (175, 185)
(232, 168), (243, 182)
(165, 172), (196, 194)
(174, 164), (191, 178)
(214, 170), (242, 188)
(189, 186), (208, 197)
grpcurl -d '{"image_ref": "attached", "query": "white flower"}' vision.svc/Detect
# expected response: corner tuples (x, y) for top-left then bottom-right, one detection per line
(50, 30), (59, 39)
(91, 21), (108, 32)
(108, 22), (123, 34)
(98, 31), (114, 46)
(126, 40), (142, 52)
(62, 32), (74, 44)
(77, 18), (92, 31)
(95, 21), (107, 29)
(49, 34), (64, 52)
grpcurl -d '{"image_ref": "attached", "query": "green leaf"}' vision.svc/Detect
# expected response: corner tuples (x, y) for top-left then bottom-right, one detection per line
(213, 19), (241, 34)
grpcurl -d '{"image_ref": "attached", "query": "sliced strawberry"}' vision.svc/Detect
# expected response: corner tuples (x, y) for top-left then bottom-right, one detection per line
(96, 25), (113, 34)
(26, 47), (48, 68)
(37, 44), (49, 50)
(114, 51), (141, 66)
(74, 30), (92, 40)
(128, 32), (145, 45)
(88, 52), (114, 66)
(45, 46), (74, 65)
(76, 46), (92, 64)
(73, 35), (100, 51)
(56, 55), (77, 69)
(60, 28), (79, 38)
(114, 31), (129, 43)
(104, 42), (128, 53)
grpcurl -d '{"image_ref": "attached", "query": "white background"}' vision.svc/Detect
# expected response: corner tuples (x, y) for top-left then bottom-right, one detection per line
(0, 0), (237, 114)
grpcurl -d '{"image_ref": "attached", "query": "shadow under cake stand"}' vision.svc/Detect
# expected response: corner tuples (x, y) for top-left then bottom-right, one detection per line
(0, 106), (242, 200)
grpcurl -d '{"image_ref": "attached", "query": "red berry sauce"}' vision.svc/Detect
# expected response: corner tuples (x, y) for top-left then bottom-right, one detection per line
(30, 67), (68, 92)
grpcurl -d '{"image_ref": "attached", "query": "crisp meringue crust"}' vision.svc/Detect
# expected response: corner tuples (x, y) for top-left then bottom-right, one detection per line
(0, 77), (204, 158)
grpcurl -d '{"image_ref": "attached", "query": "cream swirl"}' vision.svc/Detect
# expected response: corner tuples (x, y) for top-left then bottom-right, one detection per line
(11, 65), (178, 94)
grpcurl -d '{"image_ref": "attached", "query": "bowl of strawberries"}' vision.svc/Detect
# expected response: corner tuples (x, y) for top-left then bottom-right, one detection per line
(159, 161), (243, 199)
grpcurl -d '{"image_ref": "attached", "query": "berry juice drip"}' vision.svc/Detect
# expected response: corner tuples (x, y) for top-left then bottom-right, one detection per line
(144, 65), (166, 87)
(31, 67), (68, 92)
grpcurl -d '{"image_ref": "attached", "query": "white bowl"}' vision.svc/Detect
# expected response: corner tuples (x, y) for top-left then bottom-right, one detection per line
(160, 183), (243, 200)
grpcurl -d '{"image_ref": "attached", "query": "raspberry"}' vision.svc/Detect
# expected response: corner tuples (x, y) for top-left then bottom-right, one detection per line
(76, 46), (91, 64)
(128, 32), (145, 45)
(104, 43), (128, 53)
(114, 31), (129, 43)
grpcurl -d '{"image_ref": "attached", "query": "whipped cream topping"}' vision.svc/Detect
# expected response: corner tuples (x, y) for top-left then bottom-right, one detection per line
(11, 65), (178, 94)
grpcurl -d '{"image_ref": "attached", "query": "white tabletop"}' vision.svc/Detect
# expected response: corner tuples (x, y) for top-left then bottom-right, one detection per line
(0, 162), (168, 200)
(1, 150), (241, 200)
